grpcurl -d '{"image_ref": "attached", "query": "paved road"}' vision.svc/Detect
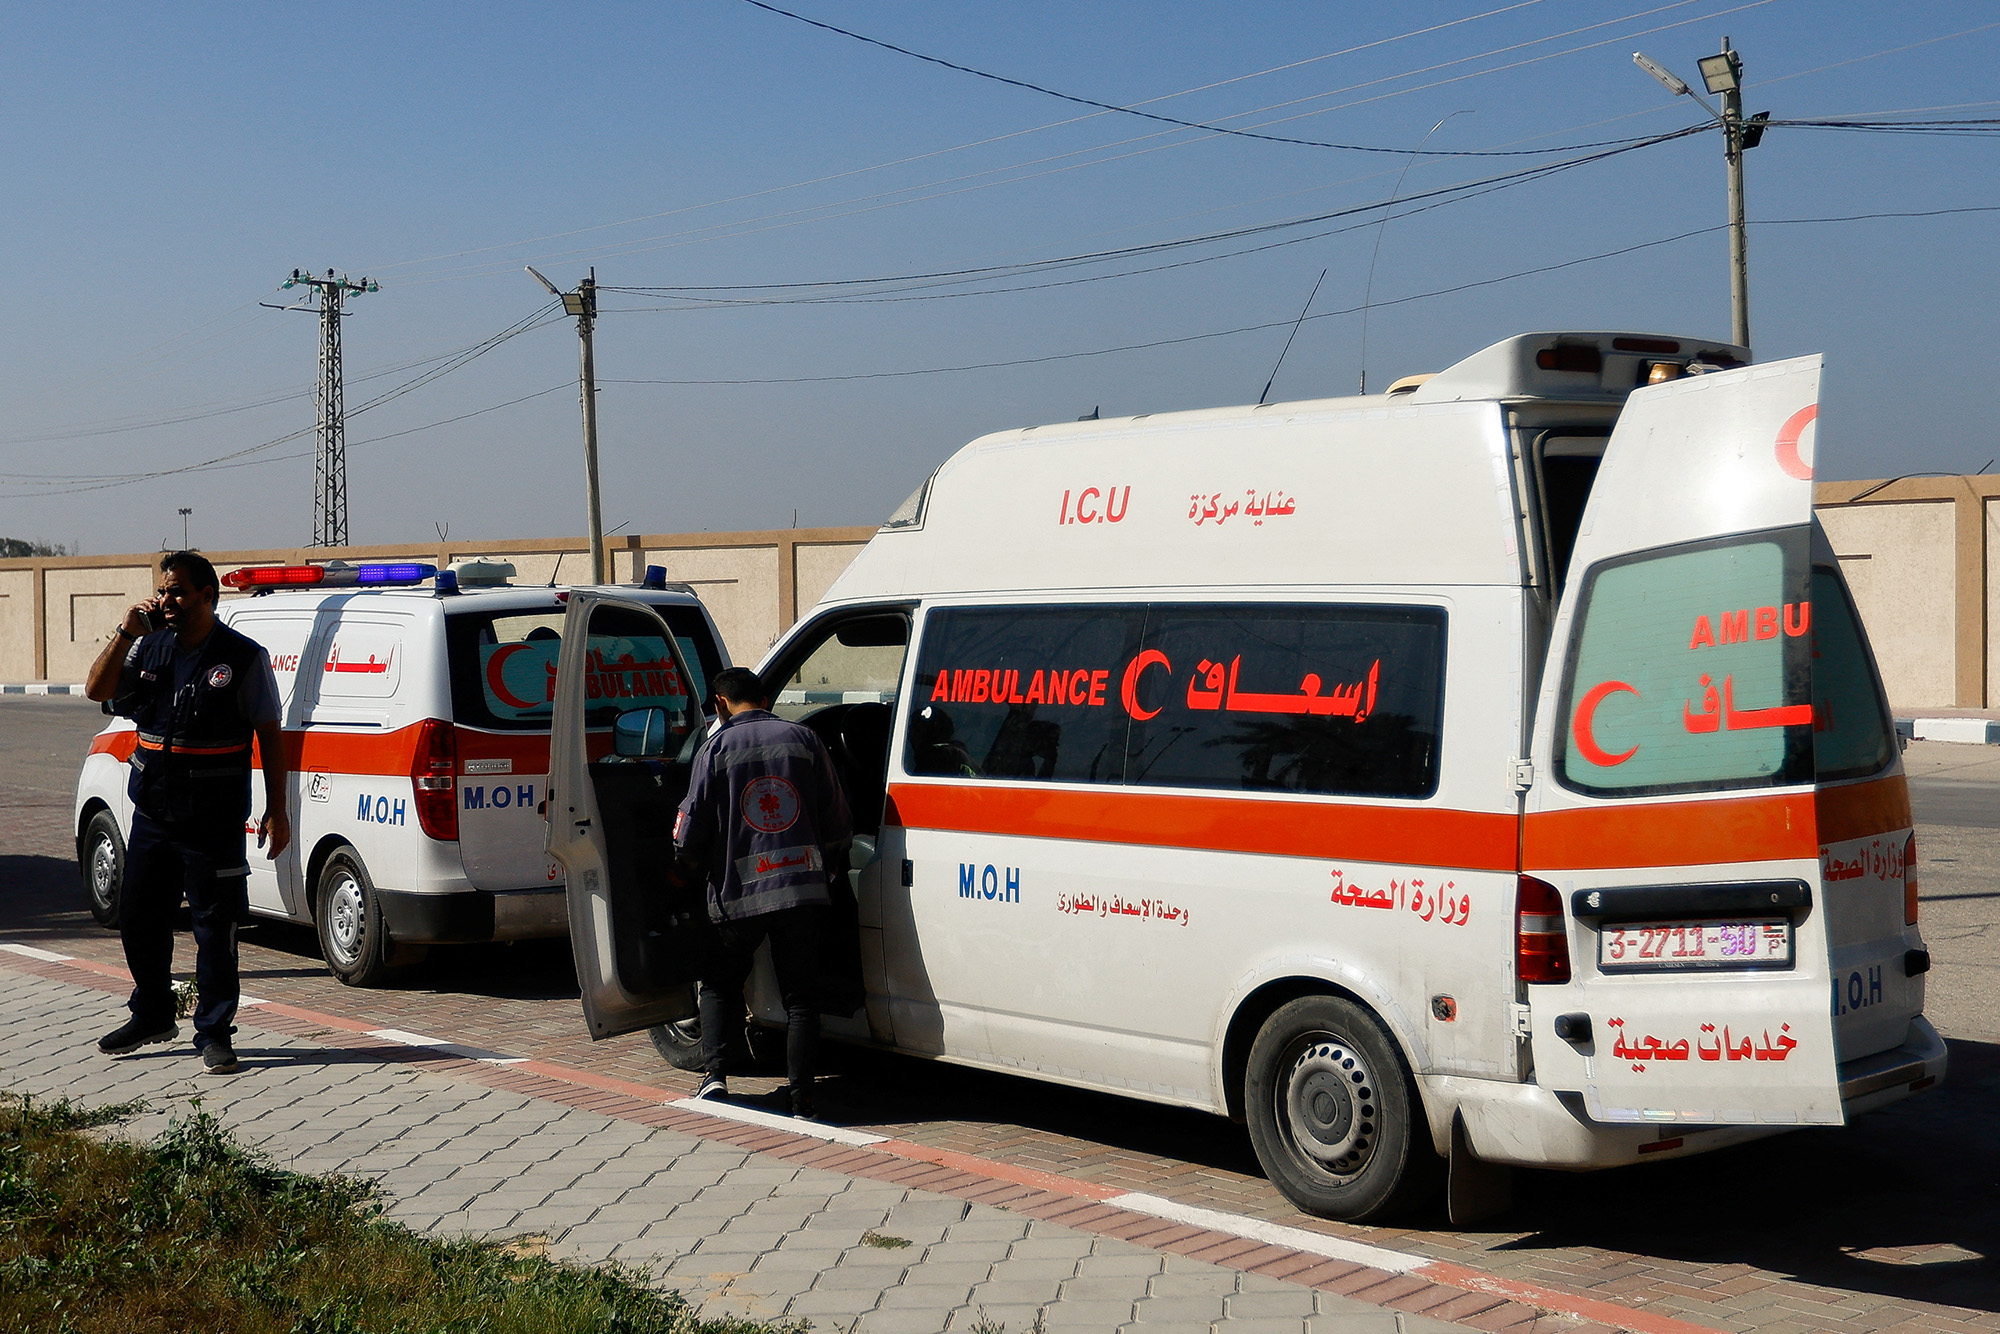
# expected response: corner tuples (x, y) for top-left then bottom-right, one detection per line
(7, 697), (1999, 1334)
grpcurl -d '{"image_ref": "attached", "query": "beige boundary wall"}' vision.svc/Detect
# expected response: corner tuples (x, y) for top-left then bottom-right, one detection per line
(5, 483), (1993, 712)
(1814, 475), (2000, 712)
(0, 526), (875, 686)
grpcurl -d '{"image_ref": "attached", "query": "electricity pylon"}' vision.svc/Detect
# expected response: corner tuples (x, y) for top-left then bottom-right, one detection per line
(280, 269), (379, 546)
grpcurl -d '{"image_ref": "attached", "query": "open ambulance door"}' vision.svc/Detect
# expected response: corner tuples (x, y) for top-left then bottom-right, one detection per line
(1522, 355), (1846, 1127)
(548, 591), (711, 1041)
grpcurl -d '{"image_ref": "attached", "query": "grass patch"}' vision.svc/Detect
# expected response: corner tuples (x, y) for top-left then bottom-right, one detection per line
(0, 1094), (800, 1334)
(857, 1231), (910, 1250)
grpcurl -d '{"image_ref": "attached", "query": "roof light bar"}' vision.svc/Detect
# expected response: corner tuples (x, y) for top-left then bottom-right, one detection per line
(222, 562), (437, 592)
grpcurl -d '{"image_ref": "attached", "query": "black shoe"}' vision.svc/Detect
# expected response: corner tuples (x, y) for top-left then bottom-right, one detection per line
(693, 1074), (728, 1101)
(199, 1041), (240, 1075)
(785, 1081), (815, 1120)
(98, 1018), (177, 1056)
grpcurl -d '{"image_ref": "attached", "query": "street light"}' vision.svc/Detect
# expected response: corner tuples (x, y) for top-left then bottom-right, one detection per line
(177, 508), (191, 549)
(1633, 38), (1768, 350)
(527, 266), (606, 585)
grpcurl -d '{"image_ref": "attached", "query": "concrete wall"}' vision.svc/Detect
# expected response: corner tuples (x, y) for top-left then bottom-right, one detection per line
(1814, 499), (1958, 709)
(1815, 476), (2000, 712)
(0, 527), (874, 682)
(7, 483), (1995, 714)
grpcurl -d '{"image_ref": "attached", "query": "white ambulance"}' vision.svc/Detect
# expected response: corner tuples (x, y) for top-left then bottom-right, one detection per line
(74, 560), (727, 986)
(547, 332), (1943, 1223)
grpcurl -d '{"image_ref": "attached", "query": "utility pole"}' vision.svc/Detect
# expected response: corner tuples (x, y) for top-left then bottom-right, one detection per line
(1633, 40), (1767, 350)
(527, 266), (606, 584)
(177, 508), (191, 549)
(277, 269), (378, 547)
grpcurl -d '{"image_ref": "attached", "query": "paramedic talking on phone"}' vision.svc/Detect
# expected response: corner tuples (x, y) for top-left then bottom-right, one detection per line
(674, 666), (851, 1118)
(83, 550), (289, 1076)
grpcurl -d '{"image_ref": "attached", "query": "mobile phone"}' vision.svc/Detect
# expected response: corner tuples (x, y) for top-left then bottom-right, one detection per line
(144, 602), (166, 632)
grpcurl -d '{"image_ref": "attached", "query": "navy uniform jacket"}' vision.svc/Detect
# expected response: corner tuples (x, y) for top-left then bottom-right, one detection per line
(673, 708), (852, 924)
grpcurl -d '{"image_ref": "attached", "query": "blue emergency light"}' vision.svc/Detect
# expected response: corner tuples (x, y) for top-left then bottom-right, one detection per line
(642, 564), (669, 589)
(356, 562), (435, 585)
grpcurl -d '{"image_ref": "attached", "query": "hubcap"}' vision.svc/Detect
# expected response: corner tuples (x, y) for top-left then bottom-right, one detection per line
(1281, 1036), (1378, 1180)
(89, 836), (118, 907)
(325, 872), (365, 966)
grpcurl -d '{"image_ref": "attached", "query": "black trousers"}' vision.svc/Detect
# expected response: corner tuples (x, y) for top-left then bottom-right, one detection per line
(120, 809), (249, 1047)
(697, 903), (826, 1088)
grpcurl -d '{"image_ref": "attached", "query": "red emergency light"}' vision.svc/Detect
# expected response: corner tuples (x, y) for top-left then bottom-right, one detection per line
(223, 565), (325, 589)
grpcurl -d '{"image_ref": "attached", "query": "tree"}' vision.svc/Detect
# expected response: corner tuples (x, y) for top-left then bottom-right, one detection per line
(0, 538), (71, 558)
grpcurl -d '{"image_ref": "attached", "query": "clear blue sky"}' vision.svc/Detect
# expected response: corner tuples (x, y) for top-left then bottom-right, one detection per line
(2, 1), (1995, 554)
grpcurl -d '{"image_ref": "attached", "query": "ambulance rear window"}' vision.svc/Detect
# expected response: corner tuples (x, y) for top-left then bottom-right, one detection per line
(445, 604), (723, 732)
(1557, 528), (1818, 797)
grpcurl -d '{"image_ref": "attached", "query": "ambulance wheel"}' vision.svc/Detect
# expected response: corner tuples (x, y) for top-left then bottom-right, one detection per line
(1244, 995), (1440, 1222)
(317, 848), (391, 987)
(79, 809), (125, 929)
(649, 991), (707, 1072)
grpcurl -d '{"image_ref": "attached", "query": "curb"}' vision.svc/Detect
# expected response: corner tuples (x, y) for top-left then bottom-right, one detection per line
(0, 939), (1728, 1334)
(0, 683), (88, 696)
(1898, 717), (2000, 745)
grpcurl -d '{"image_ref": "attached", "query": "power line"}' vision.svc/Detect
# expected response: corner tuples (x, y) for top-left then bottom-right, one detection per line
(1, 306), (563, 495)
(597, 203), (2000, 388)
(602, 126), (1704, 302)
(739, 0), (1691, 158)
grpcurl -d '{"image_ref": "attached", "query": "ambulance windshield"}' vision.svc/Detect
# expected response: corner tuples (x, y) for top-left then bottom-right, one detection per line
(446, 604), (724, 731)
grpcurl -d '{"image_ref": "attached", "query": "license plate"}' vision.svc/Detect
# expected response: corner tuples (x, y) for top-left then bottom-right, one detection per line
(1598, 919), (1792, 972)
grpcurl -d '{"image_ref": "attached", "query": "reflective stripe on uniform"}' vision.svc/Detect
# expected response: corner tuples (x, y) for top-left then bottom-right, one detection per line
(733, 843), (824, 883)
(712, 740), (820, 773)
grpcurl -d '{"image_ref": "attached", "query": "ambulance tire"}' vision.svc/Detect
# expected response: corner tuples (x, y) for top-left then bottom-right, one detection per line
(649, 994), (707, 1071)
(80, 809), (125, 929)
(1244, 995), (1441, 1222)
(316, 847), (392, 988)
(648, 1000), (785, 1072)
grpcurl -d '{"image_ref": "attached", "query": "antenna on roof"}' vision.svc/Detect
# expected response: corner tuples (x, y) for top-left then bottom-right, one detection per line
(1258, 269), (1326, 407)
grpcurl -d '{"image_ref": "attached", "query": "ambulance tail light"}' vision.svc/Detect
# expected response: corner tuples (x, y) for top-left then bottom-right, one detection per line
(411, 719), (458, 842)
(1905, 833), (1920, 925)
(1517, 876), (1572, 983)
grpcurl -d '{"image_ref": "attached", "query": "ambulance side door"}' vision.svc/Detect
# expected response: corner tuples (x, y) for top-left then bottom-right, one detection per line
(1521, 356), (1840, 1126)
(548, 592), (710, 1040)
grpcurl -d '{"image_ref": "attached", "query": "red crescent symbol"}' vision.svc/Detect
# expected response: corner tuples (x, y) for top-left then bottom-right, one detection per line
(1573, 680), (1640, 767)
(1775, 403), (1817, 480)
(1120, 649), (1171, 721)
(485, 642), (538, 710)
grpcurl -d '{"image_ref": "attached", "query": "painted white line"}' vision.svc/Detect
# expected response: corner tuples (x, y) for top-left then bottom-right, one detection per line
(365, 1028), (527, 1065)
(0, 942), (76, 963)
(239, 994), (268, 1006)
(1105, 1191), (1429, 1274)
(680, 1094), (890, 1148)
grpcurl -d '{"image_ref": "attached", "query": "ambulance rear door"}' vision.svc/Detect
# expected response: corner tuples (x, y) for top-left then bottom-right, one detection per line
(547, 591), (710, 1040)
(1522, 355), (1846, 1126)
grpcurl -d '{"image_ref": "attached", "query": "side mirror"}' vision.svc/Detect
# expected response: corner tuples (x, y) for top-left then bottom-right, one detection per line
(613, 707), (670, 758)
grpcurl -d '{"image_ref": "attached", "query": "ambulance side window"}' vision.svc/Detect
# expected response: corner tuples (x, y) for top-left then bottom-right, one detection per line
(1556, 529), (1814, 796)
(1125, 604), (1446, 799)
(1810, 564), (1897, 781)
(905, 606), (1145, 784)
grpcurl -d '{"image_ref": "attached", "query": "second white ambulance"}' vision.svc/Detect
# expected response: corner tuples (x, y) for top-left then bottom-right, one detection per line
(75, 560), (727, 985)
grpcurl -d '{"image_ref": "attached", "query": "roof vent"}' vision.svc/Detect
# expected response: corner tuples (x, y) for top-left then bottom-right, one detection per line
(1385, 373), (1434, 397)
(446, 557), (516, 588)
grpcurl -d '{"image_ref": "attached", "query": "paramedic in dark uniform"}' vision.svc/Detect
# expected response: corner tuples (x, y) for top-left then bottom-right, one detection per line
(84, 551), (289, 1075)
(674, 667), (851, 1117)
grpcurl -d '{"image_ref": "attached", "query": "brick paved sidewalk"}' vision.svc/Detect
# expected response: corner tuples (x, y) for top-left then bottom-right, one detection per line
(2, 965), (1483, 1334)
